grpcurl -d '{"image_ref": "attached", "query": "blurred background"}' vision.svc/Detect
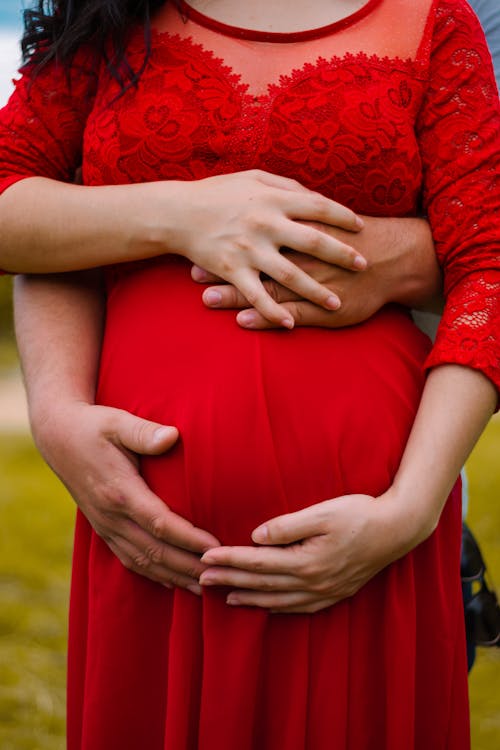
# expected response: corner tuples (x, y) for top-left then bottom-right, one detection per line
(0, 1), (498, 748)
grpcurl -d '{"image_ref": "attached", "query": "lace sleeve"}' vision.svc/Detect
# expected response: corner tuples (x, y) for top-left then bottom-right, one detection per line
(417, 0), (500, 394)
(0, 48), (98, 195)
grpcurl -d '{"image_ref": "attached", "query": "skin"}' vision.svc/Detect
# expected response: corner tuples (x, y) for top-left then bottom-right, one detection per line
(8, 0), (498, 611)
(0, 171), (366, 328)
(192, 216), (443, 328)
(10, 215), (459, 605)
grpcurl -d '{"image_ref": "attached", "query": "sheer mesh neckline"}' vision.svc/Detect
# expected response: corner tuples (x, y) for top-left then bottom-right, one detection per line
(176, 0), (384, 42)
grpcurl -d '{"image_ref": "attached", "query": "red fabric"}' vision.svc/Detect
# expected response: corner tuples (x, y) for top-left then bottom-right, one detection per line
(0, 0), (498, 746)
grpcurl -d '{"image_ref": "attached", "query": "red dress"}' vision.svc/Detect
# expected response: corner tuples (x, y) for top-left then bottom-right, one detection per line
(1, 0), (499, 748)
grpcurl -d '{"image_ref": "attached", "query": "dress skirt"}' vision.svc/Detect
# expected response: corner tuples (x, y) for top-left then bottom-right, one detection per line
(67, 257), (468, 749)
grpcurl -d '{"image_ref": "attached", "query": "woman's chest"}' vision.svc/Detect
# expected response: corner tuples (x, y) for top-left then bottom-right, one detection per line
(83, 33), (428, 215)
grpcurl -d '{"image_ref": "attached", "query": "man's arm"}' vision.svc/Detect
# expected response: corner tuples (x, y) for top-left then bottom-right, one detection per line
(14, 273), (220, 591)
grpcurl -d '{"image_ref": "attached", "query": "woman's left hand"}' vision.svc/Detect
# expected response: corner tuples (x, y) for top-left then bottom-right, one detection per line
(199, 492), (423, 613)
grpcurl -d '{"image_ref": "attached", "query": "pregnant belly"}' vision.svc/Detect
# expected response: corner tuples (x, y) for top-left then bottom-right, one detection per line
(97, 257), (432, 544)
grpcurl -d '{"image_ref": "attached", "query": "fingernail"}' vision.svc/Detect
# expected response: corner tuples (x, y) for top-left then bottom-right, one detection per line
(187, 584), (202, 596)
(252, 524), (268, 543)
(200, 553), (215, 564)
(204, 290), (222, 306)
(226, 594), (239, 605)
(282, 318), (294, 330)
(326, 294), (341, 310)
(356, 216), (365, 229)
(153, 426), (176, 445)
(238, 311), (257, 327)
(353, 256), (367, 270)
(199, 574), (215, 585)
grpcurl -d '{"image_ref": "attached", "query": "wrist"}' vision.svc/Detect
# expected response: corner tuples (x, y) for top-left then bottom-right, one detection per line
(132, 180), (197, 261)
(29, 395), (93, 449)
(384, 218), (442, 310)
(377, 484), (441, 555)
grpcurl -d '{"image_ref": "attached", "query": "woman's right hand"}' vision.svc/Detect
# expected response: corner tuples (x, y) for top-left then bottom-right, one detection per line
(32, 401), (220, 592)
(167, 170), (366, 327)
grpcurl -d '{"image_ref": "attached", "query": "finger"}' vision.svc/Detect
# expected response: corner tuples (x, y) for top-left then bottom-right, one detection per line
(202, 284), (249, 309)
(203, 279), (301, 310)
(225, 589), (334, 610)
(119, 519), (208, 579)
(276, 220), (366, 270)
(199, 566), (301, 591)
(237, 301), (341, 329)
(108, 537), (202, 593)
(250, 170), (308, 193)
(252, 506), (329, 545)
(200, 544), (299, 574)
(284, 192), (364, 233)
(107, 408), (179, 456)
(191, 265), (224, 284)
(229, 267), (295, 328)
(258, 254), (341, 310)
(113, 473), (221, 552)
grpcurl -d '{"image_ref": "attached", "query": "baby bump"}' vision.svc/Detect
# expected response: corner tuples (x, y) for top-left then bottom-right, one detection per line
(97, 257), (432, 544)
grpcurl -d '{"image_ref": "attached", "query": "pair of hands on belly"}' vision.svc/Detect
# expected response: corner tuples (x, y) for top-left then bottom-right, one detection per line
(34, 215), (440, 612)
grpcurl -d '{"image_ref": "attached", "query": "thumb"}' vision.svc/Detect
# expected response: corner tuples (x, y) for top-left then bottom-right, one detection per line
(112, 410), (179, 455)
(251, 505), (326, 545)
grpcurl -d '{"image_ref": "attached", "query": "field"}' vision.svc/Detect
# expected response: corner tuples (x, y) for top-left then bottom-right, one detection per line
(0, 416), (499, 748)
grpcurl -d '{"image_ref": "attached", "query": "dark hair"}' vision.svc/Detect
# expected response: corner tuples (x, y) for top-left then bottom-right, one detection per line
(22, 1), (169, 89)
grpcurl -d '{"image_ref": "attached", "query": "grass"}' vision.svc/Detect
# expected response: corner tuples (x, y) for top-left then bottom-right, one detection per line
(0, 424), (498, 748)
(0, 435), (72, 750)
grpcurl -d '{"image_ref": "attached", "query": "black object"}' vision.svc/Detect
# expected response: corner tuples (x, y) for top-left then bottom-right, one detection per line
(461, 523), (500, 648)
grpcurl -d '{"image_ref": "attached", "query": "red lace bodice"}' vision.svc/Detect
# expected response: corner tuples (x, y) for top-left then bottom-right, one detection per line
(0, 0), (499, 390)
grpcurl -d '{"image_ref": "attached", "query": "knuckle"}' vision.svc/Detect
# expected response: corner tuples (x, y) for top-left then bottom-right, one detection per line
(218, 250), (237, 274)
(310, 194), (328, 215)
(101, 482), (127, 513)
(302, 227), (322, 253)
(131, 552), (152, 571)
(299, 560), (321, 580)
(310, 577), (330, 594)
(147, 515), (167, 539)
(309, 232), (324, 254)
(262, 577), (278, 591)
(248, 556), (267, 573)
(246, 213), (267, 233)
(276, 266), (297, 288)
(145, 544), (164, 565)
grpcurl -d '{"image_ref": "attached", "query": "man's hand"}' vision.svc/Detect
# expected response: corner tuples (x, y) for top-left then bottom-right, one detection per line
(192, 216), (442, 328)
(33, 402), (220, 592)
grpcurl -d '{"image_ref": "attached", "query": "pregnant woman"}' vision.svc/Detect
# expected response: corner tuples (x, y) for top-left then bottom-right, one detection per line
(1, 0), (499, 748)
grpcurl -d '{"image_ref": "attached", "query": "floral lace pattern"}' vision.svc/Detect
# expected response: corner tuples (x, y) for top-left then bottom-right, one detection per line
(0, 0), (498, 391)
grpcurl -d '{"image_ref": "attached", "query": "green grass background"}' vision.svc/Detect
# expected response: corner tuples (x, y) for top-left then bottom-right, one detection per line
(0, 405), (498, 748)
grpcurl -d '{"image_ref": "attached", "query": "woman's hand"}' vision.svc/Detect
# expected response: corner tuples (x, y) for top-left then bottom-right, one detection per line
(34, 401), (220, 592)
(199, 490), (425, 613)
(191, 216), (442, 328)
(169, 170), (366, 328)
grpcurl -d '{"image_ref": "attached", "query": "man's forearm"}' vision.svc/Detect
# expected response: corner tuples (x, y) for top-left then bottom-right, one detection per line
(355, 216), (442, 311)
(14, 271), (105, 428)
